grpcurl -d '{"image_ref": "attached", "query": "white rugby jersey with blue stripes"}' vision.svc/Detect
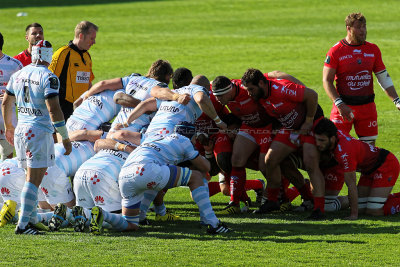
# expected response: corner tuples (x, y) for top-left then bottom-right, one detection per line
(77, 149), (129, 182)
(124, 133), (199, 168)
(6, 64), (60, 132)
(144, 84), (208, 137)
(121, 73), (167, 99)
(54, 141), (95, 176)
(68, 89), (122, 130)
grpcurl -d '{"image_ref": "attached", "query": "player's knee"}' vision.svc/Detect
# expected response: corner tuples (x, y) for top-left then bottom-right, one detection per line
(231, 154), (246, 168)
(216, 153), (232, 174)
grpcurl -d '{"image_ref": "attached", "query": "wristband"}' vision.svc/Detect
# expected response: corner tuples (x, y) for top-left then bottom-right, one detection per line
(334, 98), (344, 107)
(172, 93), (180, 101)
(117, 143), (127, 151)
(114, 142), (120, 151)
(205, 151), (213, 159)
(123, 121), (129, 128)
(213, 115), (223, 125)
(53, 120), (69, 140)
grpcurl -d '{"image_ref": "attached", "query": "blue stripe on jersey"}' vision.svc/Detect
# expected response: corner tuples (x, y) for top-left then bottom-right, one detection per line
(166, 165), (177, 189)
(122, 75), (167, 101)
(54, 141), (95, 176)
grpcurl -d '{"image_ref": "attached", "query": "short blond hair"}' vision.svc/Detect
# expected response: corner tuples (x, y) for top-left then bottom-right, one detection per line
(345, 13), (366, 27)
(74, 21), (98, 38)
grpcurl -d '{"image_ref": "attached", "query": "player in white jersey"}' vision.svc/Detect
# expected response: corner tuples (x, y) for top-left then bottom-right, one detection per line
(2, 40), (72, 235)
(89, 122), (231, 234)
(117, 75), (227, 141)
(66, 89), (122, 132)
(0, 33), (23, 160)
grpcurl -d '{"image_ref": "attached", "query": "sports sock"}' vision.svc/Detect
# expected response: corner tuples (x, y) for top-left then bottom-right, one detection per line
(29, 200), (39, 224)
(154, 203), (166, 216)
(298, 181), (313, 201)
(286, 187), (300, 202)
(36, 211), (54, 224)
(18, 181), (38, 229)
(313, 196), (325, 212)
(244, 179), (263, 191)
(139, 190), (158, 221)
(208, 182), (221, 197)
(267, 187), (280, 202)
(102, 209), (128, 230)
(192, 186), (219, 228)
(230, 167), (246, 205)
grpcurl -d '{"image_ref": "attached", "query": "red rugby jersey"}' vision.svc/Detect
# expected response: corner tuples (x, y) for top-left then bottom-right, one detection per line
(14, 49), (32, 66)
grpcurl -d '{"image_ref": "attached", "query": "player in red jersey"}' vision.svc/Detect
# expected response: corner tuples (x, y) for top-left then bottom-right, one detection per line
(14, 23), (44, 66)
(241, 68), (326, 219)
(323, 13), (400, 146)
(211, 73), (312, 214)
(314, 118), (400, 219)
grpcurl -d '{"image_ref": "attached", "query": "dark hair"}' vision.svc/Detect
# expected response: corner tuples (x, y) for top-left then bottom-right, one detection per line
(211, 76), (231, 95)
(241, 68), (266, 87)
(147, 59), (173, 84)
(314, 118), (338, 138)
(0, 32), (3, 50)
(25, 22), (43, 33)
(172, 67), (193, 89)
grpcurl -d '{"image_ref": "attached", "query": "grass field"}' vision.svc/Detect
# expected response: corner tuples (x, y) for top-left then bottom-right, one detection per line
(1, 0), (400, 266)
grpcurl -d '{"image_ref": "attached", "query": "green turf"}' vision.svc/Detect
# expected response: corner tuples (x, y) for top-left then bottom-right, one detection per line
(1, 0), (400, 265)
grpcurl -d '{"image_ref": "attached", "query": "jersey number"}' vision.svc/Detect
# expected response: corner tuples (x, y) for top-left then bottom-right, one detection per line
(23, 86), (31, 103)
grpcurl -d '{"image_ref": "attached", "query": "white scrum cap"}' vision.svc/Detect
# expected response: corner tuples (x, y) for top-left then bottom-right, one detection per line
(32, 40), (53, 64)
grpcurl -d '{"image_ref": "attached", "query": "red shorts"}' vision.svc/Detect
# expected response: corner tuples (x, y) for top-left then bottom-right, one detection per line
(358, 153), (400, 188)
(322, 165), (345, 191)
(238, 124), (273, 153)
(330, 102), (378, 139)
(272, 117), (322, 150)
(213, 133), (233, 156)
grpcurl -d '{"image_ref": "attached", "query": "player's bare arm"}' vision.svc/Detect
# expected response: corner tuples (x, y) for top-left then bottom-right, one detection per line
(46, 96), (72, 155)
(113, 91), (141, 108)
(1, 92), (16, 146)
(299, 88), (318, 135)
(344, 171), (358, 220)
(83, 78), (123, 100)
(193, 91), (227, 130)
(323, 66), (354, 121)
(268, 70), (306, 86)
(151, 85), (191, 105)
(189, 154), (211, 174)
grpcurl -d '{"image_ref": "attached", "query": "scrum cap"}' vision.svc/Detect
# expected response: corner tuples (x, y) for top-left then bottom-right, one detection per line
(32, 40), (53, 64)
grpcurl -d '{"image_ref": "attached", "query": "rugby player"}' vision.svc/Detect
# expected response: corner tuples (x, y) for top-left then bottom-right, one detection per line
(14, 23), (44, 66)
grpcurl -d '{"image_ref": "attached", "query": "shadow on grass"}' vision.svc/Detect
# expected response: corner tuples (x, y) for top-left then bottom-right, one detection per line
(1, 0), (164, 9)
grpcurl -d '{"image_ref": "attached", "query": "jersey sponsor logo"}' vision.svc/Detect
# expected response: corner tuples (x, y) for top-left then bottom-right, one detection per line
(368, 121), (377, 128)
(241, 113), (261, 124)
(364, 53), (374, 58)
(142, 142), (161, 152)
(41, 187), (49, 196)
(373, 173), (383, 180)
(72, 142), (81, 149)
(16, 78), (39, 85)
(339, 55), (353, 61)
(345, 70), (371, 90)
(17, 107), (43, 116)
(272, 84), (280, 90)
(279, 109), (298, 128)
(340, 152), (349, 170)
(103, 149), (127, 160)
(1, 187), (10, 196)
(159, 105), (180, 113)
(353, 49), (362, 54)
(325, 56), (331, 64)
(88, 96), (103, 109)
(325, 173), (338, 182)
(95, 196), (104, 204)
(49, 77), (59, 89)
(281, 86), (296, 97)
(76, 71), (90, 83)
(147, 181), (156, 189)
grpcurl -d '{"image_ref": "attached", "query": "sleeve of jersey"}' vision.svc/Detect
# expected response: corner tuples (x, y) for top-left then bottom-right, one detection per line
(324, 47), (338, 69)
(192, 85), (209, 97)
(372, 45), (386, 73)
(44, 76), (60, 99)
(183, 139), (200, 161)
(48, 47), (67, 76)
(280, 81), (305, 103)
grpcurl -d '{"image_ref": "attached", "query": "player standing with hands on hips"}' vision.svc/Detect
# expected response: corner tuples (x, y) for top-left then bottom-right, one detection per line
(323, 12), (400, 146)
(2, 40), (72, 235)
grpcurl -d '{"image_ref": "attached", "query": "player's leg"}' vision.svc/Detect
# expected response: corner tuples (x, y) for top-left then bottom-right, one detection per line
(352, 103), (378, 146)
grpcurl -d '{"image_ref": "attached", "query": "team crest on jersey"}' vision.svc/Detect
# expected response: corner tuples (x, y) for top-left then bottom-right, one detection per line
(49, 77), (59, 89)
(325, 56), (331, 64)
(1, 168), (11, 176)
(357, 59), (362, 64)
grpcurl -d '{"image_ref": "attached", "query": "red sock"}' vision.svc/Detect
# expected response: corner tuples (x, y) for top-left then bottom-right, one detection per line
(287, 187), (300, 202)
(230, 167), (246, 205)
(298, 181), (313, 201)
(245, 179), (263, 191)
(208, 181), (221, 197)
(313, 197), (325, 212)
(267, 187), (280, 202)
(383, 196), (400, 215)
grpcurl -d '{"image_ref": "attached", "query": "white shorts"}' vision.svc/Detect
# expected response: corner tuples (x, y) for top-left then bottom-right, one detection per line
(39, 165), (74, 205)
(14, 125), (55, 169)
(0, 165), (25, 204)
(74, 169), (122, 212)
(119, 162), (170, 208)
(66, 118), (97, 132)
(0, 139), (14, 160)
